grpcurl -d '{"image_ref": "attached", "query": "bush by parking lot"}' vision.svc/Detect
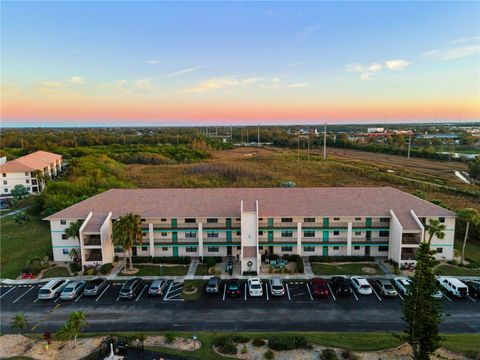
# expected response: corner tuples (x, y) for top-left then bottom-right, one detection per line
(321, 348), (338, 360)
(267, 335), (310, 351)
(99, 263), (113, 274)
(309, 256), (374, 263)
(131, 256), (191, 265)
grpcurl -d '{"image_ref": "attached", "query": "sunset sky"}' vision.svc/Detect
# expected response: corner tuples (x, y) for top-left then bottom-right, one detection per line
(1, 1), (479, 126)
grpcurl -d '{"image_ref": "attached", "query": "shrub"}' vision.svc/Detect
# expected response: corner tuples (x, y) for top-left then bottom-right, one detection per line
(253, 338), (266, 347)
(214, 336), (237, 355)
(131, 256), (191, 265)
(69, 262), (82, 273)
(282, 254), (300, 262)
(243, 271), (257, 276)
(309, 256), (374, 263)
(296, 257), (304, 273)
(99, 263), (113, 275)
(264, 350), (275, 359)
(267, 335), (309, 351)
(241, 345), (248, 354)
(203, 256), (220, 268)
(341, 349), (359, 360)
(321, 348), (338, 360)
(232, 335), (250, 343)
(164, 332), (176, 344)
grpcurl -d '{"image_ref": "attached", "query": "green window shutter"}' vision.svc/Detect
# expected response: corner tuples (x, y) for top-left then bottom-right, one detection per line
(171, 218), (177, 227)
(226, 218), (232, 228)
(322, 246), (328, 256)
(226, 230), (232, 242)
(366, 217), (372, 228)
(323, 230), (329, 242)
(268, 218), (274, 227)
(172, 231), (178, 256)
(323, 217), (329, 227)
(268, 231), (274, 242)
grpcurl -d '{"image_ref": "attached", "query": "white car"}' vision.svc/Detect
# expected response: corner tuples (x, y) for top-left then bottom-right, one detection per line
(248, 278), (263, 297)
(350, 276), (372, 295)
(394, 277), (412, 296)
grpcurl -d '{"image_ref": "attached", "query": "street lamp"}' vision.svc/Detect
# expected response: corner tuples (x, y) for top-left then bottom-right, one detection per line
(193, 335), (197, 350)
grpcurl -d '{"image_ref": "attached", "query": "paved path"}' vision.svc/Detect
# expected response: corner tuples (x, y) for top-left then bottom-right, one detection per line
(185, 259), (199, 280)
(376, 258), (394, 276)
(303, 257), (314, 277)
(0, 206), (32, 219)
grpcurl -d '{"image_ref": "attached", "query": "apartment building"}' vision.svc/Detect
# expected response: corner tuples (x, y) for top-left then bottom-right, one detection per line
(0, 151), (63, 197)
(45, 187), (456, 273)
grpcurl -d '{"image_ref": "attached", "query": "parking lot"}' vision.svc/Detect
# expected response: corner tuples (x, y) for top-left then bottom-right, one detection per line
(1, 278), (479, 334)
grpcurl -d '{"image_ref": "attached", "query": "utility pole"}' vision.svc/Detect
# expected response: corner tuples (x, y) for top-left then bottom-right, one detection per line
(257, 124), (260, 146)
(323, 123), (327, 160)
(407, 130), (412, 159)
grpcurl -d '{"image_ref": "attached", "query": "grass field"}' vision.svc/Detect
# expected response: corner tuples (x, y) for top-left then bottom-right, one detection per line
(195, 264), (210, 276)
(311, 262), (385, 276)
(455, 238), (480, 264)
(118, 264), (189, 277)
(42, 266), (70, 278)
(182, 280), (208, 301)
(0, 214), (51, 279)
(435, 264), (480, 276)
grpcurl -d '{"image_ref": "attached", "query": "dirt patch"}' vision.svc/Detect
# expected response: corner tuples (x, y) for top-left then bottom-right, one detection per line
(361, 266), (378, 274)
(121, 267), (139, 275)
(144, 335), (201, 351)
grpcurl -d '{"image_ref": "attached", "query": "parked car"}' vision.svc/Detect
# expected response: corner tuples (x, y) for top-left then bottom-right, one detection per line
(310, 278), (329, 298)
(205, 276), (221, 294)
(269, 277), (285, 296)
(148, 279), (168, 296)
(464, 280), (480, 298)
(371, 279), (397, 297)
(330, 276), (352, 296)
(226, 279), (241, 297)
(248, 278), (263, 297)
(84, 277), (108, 296)
(393, 277), (412, 296)
(60, 281), (86, 300)
(350, 276), (373, 295)
(225, 259), (234, 274)
(119, 278), (144, 300)
(438, 277), (469, 298)
(38, 279), (69, 300)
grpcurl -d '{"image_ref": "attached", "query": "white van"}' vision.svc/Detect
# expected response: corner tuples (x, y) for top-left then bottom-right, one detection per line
(438, 277), (469, 298)
(38, 279), (69, 300)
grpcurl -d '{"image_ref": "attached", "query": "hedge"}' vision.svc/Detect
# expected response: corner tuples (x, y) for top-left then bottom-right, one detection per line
(267, 335), (310, 351)
(131, 256), (191, 265)
(99, 263), (113, 274)
(309, 256), (375, 263)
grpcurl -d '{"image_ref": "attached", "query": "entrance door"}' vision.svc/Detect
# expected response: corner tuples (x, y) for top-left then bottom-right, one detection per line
(268, 246), (274, 254)
(227, 246), (232, 256)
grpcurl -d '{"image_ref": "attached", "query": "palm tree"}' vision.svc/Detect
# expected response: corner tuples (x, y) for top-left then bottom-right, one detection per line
(112, 213), (143, 271)
(65, 220), (82, 241)
(457, 208), (480, 265)
(11, 313), (28, 334)
(424, 219), (446, 244)
(56, 311), (88, 348)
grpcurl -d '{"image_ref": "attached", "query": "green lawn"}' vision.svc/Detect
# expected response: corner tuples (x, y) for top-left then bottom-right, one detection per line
(454, 239), (480, 265)
(118, 264), (189, 276)
(436, 264), (480, 276)
(42, 266), (70, 278)
(311, 262), (385, 276)
(0, 213), (51, 279)
(195, 264), (210, 276)
(182, 280), (207, 301)
(74, 331), (480, 359)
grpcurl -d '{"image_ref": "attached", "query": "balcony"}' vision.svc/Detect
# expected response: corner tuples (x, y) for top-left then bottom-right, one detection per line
(85, 249), (102, 262)
(402, 234), (421, 245)
(84, 235), (101, 246)
(401, 248), (418, 261)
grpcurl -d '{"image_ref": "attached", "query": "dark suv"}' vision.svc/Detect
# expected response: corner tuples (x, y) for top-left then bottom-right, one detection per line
(226, 279), (241, 297)
(330, 276), (352, 296)
(119, 278), (144, 300)
(464, 280), (480, 298)
(206, 276), (221, 294)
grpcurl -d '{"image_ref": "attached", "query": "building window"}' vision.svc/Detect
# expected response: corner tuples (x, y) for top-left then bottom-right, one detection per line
(304, 230), (315, 237)
(161, 218), (167, 222)
(281, 218), (293, 223)
(333, 217), (340, 221)
(26, 187), (30, 191)
(379, 231), (389, 237)
(355, 217), (361, 221)
(281, 246), (293, 252)
(185, 246), (197, 252)
(185, 231), (196, 238)
(4, 188), (8, 193)
(32, 187), (38, 192)
(439, 217), (445, 223)
(208, 246), (219, 252)
(207, 231), (218, 238)
(379, 246), (388, 252)
(141, 246), (148, 251)
(2, 173), (5, 177)
(25, 172), (29, 176)
(436, 248), (443, 253)
(380, 218), (389, 222)
(26, 179), (30, 184)
(161, 232), (168, 236)
(60, 219), (67, 225)
(332, 246), (339, 250)
(237, 246), (241, 250)
(304, 246), (315, 252)
(304, 217), (315, 223)
(2, 180), (6, 185)
(185, 218), (196, 223)
(281, 231), (293, 237)
(354, 246), (361, 250)
(61, 234), (67, 240)
(258, 231), (264, 236)
(236, 218), (241, 221)
(259, 246), (264, 250)
(333, 231), (340, 236)
(62, 249), (69, 255)
(354, 231), (361, 236)
(140, 218), (146, 222)
(206, 218), (218, 223)
(162, 247), (168, 251)
(236, 231), (241, 236)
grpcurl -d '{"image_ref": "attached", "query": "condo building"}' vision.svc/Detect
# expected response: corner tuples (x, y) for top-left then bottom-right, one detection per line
(0, 151), (63, 197)
(45, 187), (456, 273)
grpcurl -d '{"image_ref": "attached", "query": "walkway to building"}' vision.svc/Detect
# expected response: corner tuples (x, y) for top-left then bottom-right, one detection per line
(303, 257), (314, 277)
(185, 259), (199, 280)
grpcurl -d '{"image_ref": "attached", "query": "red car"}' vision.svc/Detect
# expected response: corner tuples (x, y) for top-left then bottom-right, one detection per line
(310, 278), (329, 298)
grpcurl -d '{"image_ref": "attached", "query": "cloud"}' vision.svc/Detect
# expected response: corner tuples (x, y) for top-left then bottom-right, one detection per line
(96, 80), (128, 91)
(287, 82), (308, 88)
(189, 77), (261, 93)
(345, 63), (383, 80)
(422, 45), (479, 61)
(69, 76), (86, 85)
(272, 77), (281, 84)
(41, 81), (65, 88)
(266, 9), (278, 17)
(164, 66), (202, 78)
(450, 36), (480, 44)
(384, 59), (411, 70)
(147, 59), (161, 65)
(135, 79), (155, 91)
(288, 61), (304, 68)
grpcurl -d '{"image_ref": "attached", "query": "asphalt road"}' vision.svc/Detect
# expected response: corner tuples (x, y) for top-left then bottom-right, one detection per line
(1, 280), (479, 334)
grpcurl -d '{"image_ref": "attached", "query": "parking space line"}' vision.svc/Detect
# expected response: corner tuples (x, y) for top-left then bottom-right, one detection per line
(34, 297), (40, 303)
(12, 286), (35, 304)
(244, 283), (247, 301)
(327, 284), (336, 301)
(443, 293), (453, 302)
(286, 284), (291, 301)
(96, 284), (110, 302)
(306, 283), (313, 301)
(74, 293), (84, 303)
(468, 296), (477, 303)
(163, 282), (173, 301)
(265, 283), (269, 301)
(352, 290), (359, 301)
(222, 284), (226, 301)
(136, 285), (148, 302)
(371, 287), (382, 302)
(0, 286), (15, 299)
(397, 292), (404, 301)
(54, 296), (61, 303)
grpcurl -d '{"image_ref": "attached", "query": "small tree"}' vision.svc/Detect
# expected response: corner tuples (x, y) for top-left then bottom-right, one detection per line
(14, 211), (30, 227)
(56, 311), (88, 348)
(11, 313), (28, 334)
(397, 242), (442, 359)
(65, 220), (82, 241)
(424, 219), (446, 244)
(112, 213), (142, 271)
(457, 208), (480, 265)
(11, 184), (29, 200)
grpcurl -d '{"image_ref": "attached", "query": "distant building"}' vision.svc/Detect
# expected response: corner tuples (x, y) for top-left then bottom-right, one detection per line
(367, 127), (385, 133)
(0, 151), (63, 197)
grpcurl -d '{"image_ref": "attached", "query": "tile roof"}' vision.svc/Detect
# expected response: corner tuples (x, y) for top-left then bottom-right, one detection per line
(0, 151), (62, 173)
(45, 187), (456, 230)
(83, 212), (109, 233)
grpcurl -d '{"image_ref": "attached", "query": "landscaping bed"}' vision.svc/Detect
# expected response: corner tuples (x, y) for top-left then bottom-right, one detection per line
(41, 266), (70, 278)
(118, 264), (189, 276)
(311, 262), (384, 276)
(182, 280), (207, 301)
